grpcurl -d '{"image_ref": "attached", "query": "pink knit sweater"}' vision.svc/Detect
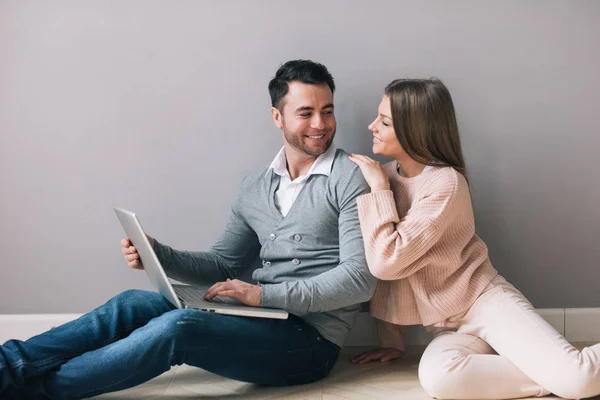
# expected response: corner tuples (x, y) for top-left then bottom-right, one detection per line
(356, 162), (498, 333)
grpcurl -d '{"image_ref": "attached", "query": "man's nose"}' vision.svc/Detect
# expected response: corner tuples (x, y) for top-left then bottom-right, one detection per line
(311, 115), (325, 130)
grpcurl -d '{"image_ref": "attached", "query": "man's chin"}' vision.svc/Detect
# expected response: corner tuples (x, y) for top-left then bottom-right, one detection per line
(301, 145), (328, 157)
(301, 140), (333, 156)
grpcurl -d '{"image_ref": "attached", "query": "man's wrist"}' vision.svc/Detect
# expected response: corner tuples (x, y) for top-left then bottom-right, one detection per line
(254, 285), (263, 307)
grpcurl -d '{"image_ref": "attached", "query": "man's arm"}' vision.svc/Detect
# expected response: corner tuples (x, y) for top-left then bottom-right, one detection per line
(153, 182), (261, 286)
(260, 167), (377, 314)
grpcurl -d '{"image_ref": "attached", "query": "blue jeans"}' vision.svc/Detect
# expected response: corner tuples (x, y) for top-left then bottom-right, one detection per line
(0, 290), (340, 399)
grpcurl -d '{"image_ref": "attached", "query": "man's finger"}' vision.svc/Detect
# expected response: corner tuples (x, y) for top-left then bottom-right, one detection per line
(124, 246), (136, 255)
(205, 281), (231, 300)
(216, 289), (237, 298)
(204, 282), (224, 299)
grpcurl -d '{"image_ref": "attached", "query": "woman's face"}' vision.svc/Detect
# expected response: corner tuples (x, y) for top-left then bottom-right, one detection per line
(368, 95), (405, 159)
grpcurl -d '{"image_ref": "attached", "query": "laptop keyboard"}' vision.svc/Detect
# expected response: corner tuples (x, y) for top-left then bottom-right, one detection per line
(174, 285), (208, 303)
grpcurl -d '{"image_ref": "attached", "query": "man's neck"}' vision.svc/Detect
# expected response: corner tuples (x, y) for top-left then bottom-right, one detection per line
(283, 145), (318, 181)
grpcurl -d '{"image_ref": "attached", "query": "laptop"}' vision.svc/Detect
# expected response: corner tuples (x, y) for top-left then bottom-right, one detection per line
(114, 208), (288, 320)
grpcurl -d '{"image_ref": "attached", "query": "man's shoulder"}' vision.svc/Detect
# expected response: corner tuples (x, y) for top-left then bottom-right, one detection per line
(330, 148), (362, 179)
(329, 148), (370, 200)
(239, 165), (271, 188)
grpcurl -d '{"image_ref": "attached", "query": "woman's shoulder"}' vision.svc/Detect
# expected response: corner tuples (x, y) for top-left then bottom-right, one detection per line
(426, 166), (465, 186)
(419, 166), (470, 202)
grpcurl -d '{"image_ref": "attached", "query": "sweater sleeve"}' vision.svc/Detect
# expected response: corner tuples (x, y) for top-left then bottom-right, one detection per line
(356, 172), (460, 280)
(153, 178), (261, 285)
(376, 319), (405, 351)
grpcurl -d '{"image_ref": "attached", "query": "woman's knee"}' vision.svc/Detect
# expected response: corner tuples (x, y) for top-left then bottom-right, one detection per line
(418, 353), (465, 399)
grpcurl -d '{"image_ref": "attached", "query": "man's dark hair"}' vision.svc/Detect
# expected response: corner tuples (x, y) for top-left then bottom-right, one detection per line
(268, 60), (335, 111)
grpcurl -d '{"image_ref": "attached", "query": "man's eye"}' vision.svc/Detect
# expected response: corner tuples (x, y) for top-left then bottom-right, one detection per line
(300, 113), (311, 117)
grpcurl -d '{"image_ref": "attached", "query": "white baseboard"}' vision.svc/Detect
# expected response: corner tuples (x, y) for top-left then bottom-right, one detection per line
(346, 308), (568, 346)
(565, 308), (600, 342)
(345, 308), (569, 346)
(0, 308), (593, 347)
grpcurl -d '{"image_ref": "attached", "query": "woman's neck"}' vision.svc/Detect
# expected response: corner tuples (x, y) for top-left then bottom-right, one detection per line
(396, 158), (427, 178)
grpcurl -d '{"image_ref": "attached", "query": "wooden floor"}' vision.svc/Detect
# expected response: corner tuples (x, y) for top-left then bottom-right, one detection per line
(92, 343), (600, 400)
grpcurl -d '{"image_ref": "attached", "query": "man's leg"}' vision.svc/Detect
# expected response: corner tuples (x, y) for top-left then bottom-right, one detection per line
(0, 290), (174, 394)
(24, 311), (340, 400)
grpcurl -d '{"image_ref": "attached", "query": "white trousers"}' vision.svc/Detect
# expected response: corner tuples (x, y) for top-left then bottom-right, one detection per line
(419, 276), (600, 399)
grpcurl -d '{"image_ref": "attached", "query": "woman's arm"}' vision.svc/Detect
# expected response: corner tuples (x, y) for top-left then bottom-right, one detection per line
(356, 174), (461, 280)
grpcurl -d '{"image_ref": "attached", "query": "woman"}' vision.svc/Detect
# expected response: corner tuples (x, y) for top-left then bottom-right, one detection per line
(348, 78), (600, 399)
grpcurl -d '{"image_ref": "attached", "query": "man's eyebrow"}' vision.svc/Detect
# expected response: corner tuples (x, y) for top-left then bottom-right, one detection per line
(295, 104), (335, 112)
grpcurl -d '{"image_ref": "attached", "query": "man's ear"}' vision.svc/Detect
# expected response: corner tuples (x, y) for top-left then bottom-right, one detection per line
(271, 107), (283, 129)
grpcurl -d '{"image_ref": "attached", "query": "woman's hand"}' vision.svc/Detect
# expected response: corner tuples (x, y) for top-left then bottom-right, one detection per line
(350, 347), (404, 364)
(349, 154), (390, 192)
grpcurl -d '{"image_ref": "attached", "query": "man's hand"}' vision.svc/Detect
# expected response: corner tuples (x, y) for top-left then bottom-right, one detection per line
(350, 347), (404, 364)
(121, 234), (154, 270)
(204, 279), (262, 307)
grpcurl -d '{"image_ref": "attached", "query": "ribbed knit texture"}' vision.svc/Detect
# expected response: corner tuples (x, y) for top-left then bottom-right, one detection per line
(356, 162), (498, 326)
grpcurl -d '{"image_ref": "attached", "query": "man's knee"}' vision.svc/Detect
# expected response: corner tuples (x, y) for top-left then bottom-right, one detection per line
(153, 309), (211, 338)
(112, 289), (162, 303)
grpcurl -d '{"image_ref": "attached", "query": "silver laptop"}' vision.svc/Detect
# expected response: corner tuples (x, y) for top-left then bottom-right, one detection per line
(114, 208), (288, 320)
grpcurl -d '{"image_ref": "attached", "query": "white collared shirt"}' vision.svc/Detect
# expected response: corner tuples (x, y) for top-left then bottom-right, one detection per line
(268, 144), (337, 217)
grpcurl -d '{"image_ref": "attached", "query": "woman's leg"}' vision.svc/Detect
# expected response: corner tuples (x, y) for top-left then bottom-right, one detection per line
(458, 276), (600, 399)
(419, 329), (549, 399)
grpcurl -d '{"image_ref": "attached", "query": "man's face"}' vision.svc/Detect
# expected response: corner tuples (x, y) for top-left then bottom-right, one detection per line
(271, 81), (336, 157)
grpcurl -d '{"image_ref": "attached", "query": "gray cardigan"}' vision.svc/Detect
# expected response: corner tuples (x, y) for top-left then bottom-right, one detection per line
(153, 148), (377, 347)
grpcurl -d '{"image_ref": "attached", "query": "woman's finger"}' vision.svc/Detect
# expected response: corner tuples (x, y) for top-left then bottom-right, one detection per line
(381, 351), (401, 363)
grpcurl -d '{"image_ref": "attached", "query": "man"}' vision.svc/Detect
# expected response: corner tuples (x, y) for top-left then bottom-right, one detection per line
(0, 60), (376, 399)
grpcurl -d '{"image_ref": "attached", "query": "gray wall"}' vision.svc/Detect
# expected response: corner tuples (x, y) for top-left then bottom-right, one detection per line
(1, 0), (599, 314)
